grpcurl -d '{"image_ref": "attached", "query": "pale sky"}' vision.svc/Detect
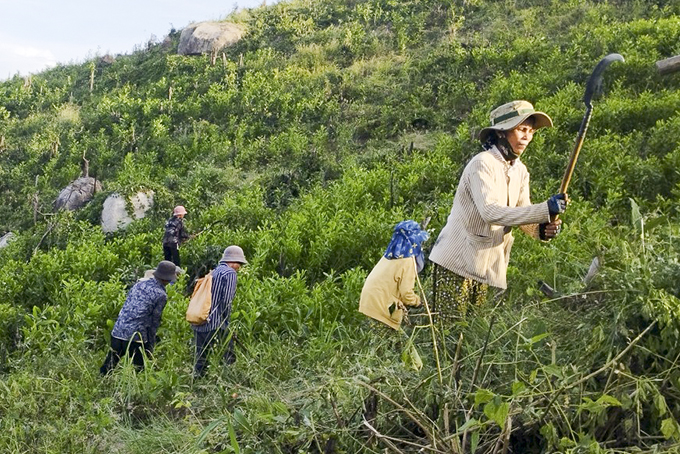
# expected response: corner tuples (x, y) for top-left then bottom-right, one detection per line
(0, 0), (275, 80)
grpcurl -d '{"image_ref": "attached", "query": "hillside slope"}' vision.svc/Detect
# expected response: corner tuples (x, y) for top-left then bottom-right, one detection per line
(1, 0), (680, 452)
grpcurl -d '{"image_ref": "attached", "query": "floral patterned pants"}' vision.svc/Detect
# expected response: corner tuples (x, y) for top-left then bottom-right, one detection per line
(432, 265), (488, 323)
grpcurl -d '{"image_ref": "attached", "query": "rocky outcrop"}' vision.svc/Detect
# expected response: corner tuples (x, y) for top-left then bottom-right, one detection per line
(101, 191), (154, 233)
(101, 194), (130, 233)
(0, 232), (15, 249)
(129, 191), (154, 219)
(99, 54), (115, 65)
(178, 21), (245, 56)
(54, 177), (102, 211)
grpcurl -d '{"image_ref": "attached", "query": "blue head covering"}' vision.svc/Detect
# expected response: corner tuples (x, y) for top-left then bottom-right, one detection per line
(384, 220), (429, 272)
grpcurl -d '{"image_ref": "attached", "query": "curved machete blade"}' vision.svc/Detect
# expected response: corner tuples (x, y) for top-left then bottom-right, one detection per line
(583, 53), (625, 105)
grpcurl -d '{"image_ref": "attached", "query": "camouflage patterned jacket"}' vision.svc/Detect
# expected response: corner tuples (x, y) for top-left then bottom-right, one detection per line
(162, 216), (189, 246)
(111, 278), (168, 346)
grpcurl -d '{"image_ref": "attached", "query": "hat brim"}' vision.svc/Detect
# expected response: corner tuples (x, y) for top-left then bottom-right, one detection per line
(153, 269), (178, 282)
(479, 111), (553, 142)
(221, 257), (248, 265)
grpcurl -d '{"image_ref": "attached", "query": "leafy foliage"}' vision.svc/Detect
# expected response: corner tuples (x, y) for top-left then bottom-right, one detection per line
(2, 0), (680, 452)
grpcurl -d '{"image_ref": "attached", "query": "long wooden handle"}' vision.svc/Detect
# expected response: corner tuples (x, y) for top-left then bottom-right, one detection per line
(550, 104), (593, 223)
(560, 103), (593, 195)
(552, 54), (623, 222)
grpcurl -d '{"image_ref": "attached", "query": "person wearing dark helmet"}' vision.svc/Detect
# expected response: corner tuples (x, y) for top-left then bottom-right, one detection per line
(429, 100), (567, 320)
(100, 260), (179, 375)
(192, 245), (247, 377)
(163, 205), (190, 267)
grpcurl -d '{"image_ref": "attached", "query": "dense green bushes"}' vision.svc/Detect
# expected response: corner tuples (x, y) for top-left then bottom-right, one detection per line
(2, 0), (680, 451)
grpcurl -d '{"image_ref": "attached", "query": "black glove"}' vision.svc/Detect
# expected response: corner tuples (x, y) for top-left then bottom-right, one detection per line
(547, 193), (568, 216)
(539, 220), (562, 240)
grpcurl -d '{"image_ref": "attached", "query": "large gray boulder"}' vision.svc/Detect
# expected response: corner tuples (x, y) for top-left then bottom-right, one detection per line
(101, 191), (154, 233)
(129, 191), (154, 220)
(101, 194), (130, 233)
(54, 177), (102, 211)
(178, 21), (245, 56)
(0, 232), (16, 249)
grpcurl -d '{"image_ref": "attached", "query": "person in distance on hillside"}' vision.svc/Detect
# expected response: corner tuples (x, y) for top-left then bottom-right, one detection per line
(429, 100), (567, 320)
(192, 245), (248, 378)
(359, 220), (429, 330)
(100, 260), (179, 375)
(163, 205), (191, 267)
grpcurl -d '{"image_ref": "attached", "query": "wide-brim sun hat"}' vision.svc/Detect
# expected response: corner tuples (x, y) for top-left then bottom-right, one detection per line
(144, 266), (182, 280)
(173, 205), (187, 216)
(221, 245), (248, 264)
(153, 260), (180, 282)
(478, 100), (553, 143)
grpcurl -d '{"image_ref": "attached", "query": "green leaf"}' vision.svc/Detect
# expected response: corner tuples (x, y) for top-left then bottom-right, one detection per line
(196, 418), (225, 446)
(484, 399), (509, 428)
(596, 394), (622, 407)
(540, 423), (558, 447)
(655, 393), (668, 416)
(630, 198), (643, 233)
(645, 215), (667, 231)
(558, 437), (576, 449)
(458, 418), (479, 433)
(529, 369), (538, 383)
(401, 338), (423, 371)
(226, 417), (241, 454)
(529, 332), (549, 345)
(661, 418), (680, 440)
(474, 388), (494, 405)
(471, 430), (480, 453)
(232, 408), (251, 433)
(579, 394), (621, 416)
(542, 364), (562, 378)
(511, 381), (526, 396)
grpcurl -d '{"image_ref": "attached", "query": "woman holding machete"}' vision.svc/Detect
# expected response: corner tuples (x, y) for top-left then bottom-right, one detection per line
(429, 100), (567, 321)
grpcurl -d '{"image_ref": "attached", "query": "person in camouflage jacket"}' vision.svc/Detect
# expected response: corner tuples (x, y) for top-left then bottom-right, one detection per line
(100, 261), (178, 375)
(163, 205), (190, 266)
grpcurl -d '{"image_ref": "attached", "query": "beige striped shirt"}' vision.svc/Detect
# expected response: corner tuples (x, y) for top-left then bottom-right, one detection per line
(429, 146), (551, 289)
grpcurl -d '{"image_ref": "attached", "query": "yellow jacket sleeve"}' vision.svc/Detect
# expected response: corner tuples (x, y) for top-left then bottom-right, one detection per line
(398, 257), (421, 307)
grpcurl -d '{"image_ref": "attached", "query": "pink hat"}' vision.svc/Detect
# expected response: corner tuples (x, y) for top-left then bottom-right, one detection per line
(173, 205), (187, 216)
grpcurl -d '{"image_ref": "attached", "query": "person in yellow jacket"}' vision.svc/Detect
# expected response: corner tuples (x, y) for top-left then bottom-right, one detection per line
(359, 220), (429, 330)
